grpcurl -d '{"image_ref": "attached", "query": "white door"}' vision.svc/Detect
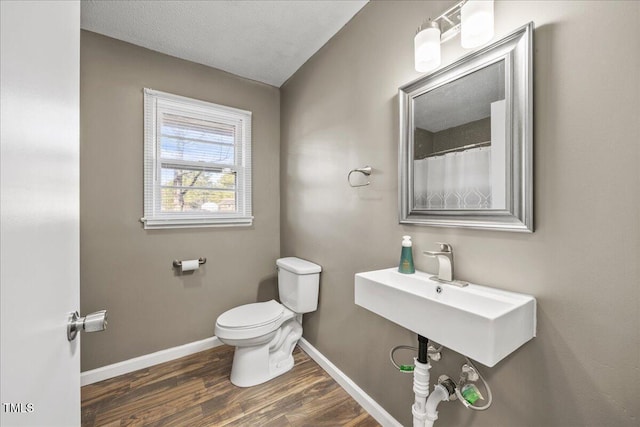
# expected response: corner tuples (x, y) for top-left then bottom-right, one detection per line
(1, 1), (81, 426)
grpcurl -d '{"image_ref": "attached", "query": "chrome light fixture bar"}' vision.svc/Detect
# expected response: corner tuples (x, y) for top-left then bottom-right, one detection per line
(414, 0), (494, 73)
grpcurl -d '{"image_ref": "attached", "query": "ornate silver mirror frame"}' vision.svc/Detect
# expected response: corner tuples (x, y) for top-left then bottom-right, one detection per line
(399, 22), (533, 232)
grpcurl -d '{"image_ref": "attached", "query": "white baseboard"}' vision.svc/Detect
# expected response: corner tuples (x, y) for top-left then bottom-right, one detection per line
(81, 336), (223, 386)
(298, 337), (402, 427)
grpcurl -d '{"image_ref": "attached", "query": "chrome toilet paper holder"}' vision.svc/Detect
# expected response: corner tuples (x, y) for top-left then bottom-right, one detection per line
(173, 257), (207, 268)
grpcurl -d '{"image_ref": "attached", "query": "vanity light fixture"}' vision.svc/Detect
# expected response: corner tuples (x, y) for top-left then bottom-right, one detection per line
(414, 0), (494, 73)
(461, 0), (495, 48)
(414, 20), (441, 73)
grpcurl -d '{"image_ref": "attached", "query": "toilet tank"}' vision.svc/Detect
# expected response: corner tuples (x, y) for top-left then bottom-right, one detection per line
(276, 257), (321, 313)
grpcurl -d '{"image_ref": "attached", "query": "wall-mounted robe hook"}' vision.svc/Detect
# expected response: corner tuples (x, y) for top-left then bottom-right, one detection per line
(348, 166), (372, 187)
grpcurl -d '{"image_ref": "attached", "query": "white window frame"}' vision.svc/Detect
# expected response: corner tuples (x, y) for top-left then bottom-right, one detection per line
(141, 88), (252, 229)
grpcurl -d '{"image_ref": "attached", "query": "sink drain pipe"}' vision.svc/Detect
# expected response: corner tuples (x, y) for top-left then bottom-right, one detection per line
(425, 377), (456, 427)
(412, 335), (431, 427)
(394, 338), (492, 426)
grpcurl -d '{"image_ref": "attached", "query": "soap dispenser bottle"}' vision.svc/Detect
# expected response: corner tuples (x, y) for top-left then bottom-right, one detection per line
(398, 235), (415, 274)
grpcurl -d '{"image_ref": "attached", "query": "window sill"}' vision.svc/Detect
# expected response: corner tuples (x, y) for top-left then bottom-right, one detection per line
(140, 216), (253, 229)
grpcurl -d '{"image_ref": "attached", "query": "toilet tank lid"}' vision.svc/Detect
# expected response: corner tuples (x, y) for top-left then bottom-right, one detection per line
(277, 257), (322, 274)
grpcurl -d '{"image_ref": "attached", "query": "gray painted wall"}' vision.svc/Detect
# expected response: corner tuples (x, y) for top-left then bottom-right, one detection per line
(80, 31), (281, 371)
(281, 1), (639, 426)
(415, 117), (491, 159)
(414, 127), (434, 159)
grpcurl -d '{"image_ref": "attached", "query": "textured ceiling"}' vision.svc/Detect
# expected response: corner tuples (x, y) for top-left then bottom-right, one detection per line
(81, 0), (367, 87)
(414, 61), (505, 133)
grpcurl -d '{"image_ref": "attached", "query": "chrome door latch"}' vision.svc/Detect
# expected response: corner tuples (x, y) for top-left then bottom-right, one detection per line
(67, 310), (107, 341)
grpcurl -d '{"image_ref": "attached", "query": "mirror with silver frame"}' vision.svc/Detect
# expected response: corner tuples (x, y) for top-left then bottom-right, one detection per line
(399, 22), (533, 232)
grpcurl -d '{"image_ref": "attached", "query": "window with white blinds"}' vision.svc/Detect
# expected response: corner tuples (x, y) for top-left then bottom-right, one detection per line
(142, 89), (252, 229)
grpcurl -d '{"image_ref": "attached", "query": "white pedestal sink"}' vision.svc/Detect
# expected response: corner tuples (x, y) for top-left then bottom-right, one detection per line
(355, 268), (536, 367)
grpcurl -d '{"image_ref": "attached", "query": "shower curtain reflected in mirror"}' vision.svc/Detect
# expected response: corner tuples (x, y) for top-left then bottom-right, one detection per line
(414, 146), (492, 210)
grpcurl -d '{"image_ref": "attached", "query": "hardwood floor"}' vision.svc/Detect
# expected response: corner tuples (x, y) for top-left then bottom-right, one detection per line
(81, 345), (381, 426)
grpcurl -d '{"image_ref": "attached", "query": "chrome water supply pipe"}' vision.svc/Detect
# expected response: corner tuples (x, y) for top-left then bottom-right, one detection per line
(389, 342), (442, 373)
(455, 357), (493, 410)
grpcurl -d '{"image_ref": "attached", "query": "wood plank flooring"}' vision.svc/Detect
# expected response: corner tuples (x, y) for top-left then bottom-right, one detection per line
(81, 345), (380, 426)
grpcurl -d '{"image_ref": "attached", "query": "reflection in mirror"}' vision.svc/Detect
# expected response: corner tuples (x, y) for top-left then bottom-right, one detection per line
(413, 61), (506, 210)
(399, 22), (533, 232)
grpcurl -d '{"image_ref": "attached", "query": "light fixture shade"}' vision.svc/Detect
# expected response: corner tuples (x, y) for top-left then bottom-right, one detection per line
(414, 23), (441, 73)
(461, 0), (494, 48)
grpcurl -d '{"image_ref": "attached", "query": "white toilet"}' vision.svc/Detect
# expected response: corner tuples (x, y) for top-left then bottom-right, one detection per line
(214, 257), (321, 387)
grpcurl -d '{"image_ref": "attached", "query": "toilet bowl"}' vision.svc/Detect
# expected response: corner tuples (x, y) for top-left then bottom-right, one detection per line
(214, 257), (321, 387)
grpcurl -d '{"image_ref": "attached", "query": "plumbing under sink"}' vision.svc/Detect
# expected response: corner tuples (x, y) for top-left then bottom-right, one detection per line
(354, 268), (536, 367)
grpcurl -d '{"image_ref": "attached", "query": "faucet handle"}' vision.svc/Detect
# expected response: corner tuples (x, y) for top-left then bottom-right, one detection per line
(435, 242), (453, 253)
(423, 242), (453, 257)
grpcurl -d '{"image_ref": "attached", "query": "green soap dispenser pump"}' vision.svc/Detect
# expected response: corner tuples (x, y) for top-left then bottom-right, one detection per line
(398, 235), (415, 274)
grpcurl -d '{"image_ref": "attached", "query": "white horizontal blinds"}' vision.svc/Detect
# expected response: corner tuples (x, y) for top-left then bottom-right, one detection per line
(158, 110), (237, 214)
(236, 113), (252, 221)
(143, 89), (252, 228)
(143, 92), (157, 223)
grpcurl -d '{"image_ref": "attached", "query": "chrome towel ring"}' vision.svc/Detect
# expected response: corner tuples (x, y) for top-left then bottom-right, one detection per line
(348, 166), (372, 187)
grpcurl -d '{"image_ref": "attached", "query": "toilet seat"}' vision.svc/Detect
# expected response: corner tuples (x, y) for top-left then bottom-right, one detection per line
(215, 300), (292, 341)
(217, 300), (284, 329)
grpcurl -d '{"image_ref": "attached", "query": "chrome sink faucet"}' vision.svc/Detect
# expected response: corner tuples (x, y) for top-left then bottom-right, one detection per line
(424, 242), (453, 281)
(424, 242), (466, 287)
